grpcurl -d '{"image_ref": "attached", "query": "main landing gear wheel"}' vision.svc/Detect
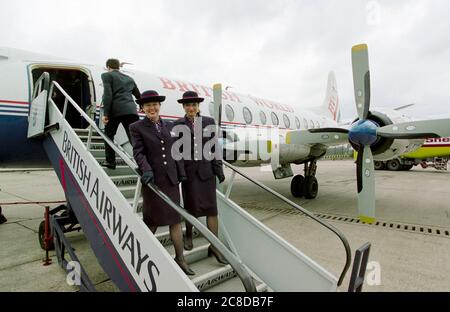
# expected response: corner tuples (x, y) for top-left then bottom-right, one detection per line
(304, 176), (319, 199)
(290, 175), (305, 198)
(401, 164), (413, 171)
(386, 159), (401, 171)
(374, 161), (385, 170)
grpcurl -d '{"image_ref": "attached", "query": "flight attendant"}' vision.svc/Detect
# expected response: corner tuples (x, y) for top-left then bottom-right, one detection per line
(129, 90), (194, 275)
(174, 91), (227, 264)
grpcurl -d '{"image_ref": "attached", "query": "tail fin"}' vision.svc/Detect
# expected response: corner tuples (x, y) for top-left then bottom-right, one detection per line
(321, 71), (340, 122)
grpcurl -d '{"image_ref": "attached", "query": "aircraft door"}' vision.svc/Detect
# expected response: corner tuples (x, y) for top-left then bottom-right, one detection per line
(28, 72), (50, 138)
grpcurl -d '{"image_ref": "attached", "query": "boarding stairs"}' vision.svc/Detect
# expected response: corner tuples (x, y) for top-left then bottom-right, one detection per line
(28, 72), (362, 292)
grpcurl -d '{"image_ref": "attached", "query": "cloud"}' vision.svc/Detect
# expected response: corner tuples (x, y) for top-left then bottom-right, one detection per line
(1, 0), (449, 119)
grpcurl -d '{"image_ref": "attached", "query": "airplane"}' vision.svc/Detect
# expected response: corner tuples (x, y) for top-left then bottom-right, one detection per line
(2, 45), (450, 224)
(374, 137), (450, 171)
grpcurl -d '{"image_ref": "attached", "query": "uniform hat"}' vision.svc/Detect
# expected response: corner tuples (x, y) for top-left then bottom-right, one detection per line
(136, 90), (166, 106)
(177, 91), (204, 104)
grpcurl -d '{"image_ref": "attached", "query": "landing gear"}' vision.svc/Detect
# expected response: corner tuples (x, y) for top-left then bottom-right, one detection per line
(290, 160), (319, 199)
(401, 164), (413, 171)
(386, 159), (401, 171)
(374, 161), (385, 170)
(304, 176), (319, 199)
(291, 175), (305, 198)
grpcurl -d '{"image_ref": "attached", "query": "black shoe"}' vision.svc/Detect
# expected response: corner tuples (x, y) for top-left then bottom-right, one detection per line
(208, 246), (228, 265)
(184, 235), (193, 251)
(0, 214), (6, 224)
(174, 258), (195, 275)
(103, 162), (116, 169)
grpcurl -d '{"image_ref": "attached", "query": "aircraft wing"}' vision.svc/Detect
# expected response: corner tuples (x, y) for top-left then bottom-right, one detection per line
(286, 128), (349, 146)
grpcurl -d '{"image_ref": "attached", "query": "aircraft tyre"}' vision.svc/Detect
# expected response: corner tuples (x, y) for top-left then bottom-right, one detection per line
(304, 176), (319, 199)
(38, 220), (55, 251)
(290, 175), (305, 198)
(401, 164), (413, 171)
(386, 159), (401, 171)
(374, 161), (385, 170)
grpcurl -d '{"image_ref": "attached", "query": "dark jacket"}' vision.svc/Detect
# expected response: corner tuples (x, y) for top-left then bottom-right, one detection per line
(173, 115), (224, 181)
(101, 70), (140, 118)
(129, 117), (182, 186)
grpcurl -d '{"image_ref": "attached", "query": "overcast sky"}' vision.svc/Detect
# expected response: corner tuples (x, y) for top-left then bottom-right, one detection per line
(1, 0), (450, 119)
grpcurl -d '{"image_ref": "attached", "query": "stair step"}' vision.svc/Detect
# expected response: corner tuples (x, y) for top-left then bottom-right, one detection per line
(90, 149), (106, 158)
(96, 157), (128, 167)
(74, 128), (100, 136)
(78, 135), (104, 142)
(155, 227), (202, 247)
(110, 175), (138, 187)
(87, 142), (105, 150)
(190, 259), (236, 291)
(117, 185), (137, 198)
(204, 275), (268, 292)
(103, 166), (136, 176)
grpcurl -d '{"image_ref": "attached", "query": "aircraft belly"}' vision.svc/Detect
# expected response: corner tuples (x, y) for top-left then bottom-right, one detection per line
(0, 115), (49, 167)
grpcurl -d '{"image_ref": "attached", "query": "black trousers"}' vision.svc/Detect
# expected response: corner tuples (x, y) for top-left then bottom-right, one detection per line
(104, 114), (139, 164)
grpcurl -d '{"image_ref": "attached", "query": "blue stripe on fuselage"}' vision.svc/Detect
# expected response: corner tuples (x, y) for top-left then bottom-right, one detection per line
(0, 115), (50, 167)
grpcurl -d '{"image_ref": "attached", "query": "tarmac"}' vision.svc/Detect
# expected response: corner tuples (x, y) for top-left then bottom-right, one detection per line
(1, 159), (450, 292)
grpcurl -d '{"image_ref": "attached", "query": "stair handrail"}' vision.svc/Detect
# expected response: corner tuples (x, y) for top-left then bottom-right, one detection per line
(48, 80), (257, 292)
(222, 160), (351, 286)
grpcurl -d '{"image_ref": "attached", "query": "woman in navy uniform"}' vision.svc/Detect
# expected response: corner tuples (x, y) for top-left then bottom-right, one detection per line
(129, 90), (194, 275)
(174, 91), (227, 264)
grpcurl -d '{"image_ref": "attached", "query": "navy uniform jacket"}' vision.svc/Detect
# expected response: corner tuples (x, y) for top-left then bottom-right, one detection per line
(129, 117), (181, 186)
(173, 115), (224, 181)
(174, 115), (224, 217)
(101, 70), (140, 118)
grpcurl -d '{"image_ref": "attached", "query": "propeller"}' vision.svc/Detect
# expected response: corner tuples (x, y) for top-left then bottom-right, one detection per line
(212, 83), (223, 131)
(288, 43), (450, 223)
(349, 44), (378, 223)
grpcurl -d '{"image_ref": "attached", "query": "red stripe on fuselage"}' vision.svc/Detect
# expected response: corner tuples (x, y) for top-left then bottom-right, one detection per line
(0, 99), (29, 105)
(422, 144), (450, 148)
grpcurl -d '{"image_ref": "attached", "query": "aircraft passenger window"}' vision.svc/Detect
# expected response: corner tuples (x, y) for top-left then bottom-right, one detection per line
(309, 120), (315, 129)
(225, 104), (235, 122)
(295, 117), (301, 129)
(303, 118), (308, 129)
(283, 114), (291, 128)
(271, 112), (279, 126)
(260, 111), (267, 125)
(243, 107), (252, 124)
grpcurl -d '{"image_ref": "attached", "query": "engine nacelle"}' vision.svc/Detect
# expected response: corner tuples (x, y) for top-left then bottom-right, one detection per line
(351, 109), (424, 161)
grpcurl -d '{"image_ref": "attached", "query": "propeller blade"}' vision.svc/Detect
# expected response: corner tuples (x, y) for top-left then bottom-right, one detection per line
(213, 83), (222, 128)
(356, 145), (376, 223)
(352, 44), (371, 120)
(286, 129), (349, 145)
(377, 118), (450, 139)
